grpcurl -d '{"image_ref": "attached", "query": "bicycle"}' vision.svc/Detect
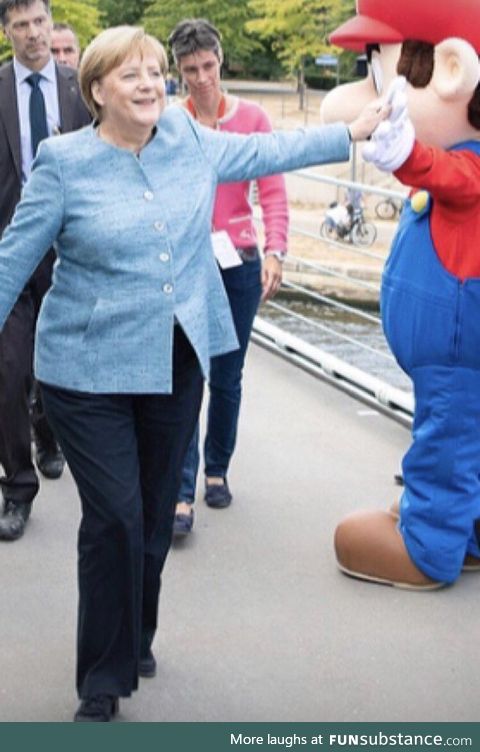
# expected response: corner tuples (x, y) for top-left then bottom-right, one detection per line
(320, 204), (377, 247)
(374, 196), (403, 220)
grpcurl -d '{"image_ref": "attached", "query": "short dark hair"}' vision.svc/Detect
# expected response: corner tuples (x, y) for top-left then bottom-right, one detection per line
(0, 0), (50, 26)
(52, 21), (79, 44)
(168, 18), (222, 66)
(397, 39), (480, 131)
(53, 21), (76, 34)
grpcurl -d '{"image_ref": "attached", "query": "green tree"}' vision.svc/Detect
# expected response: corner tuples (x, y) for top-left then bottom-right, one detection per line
(328, 0), (362, 83)
(331, 0), (355, 27)
(142, 0), (259, 71)
(0, 0), (100, 62)
(51, 0), (100, 47)
(98, 0), (153, 27)
(247, 0), (344, 107)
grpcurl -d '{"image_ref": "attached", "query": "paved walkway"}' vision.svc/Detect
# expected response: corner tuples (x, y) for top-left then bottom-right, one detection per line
(0, 344), (478, 722)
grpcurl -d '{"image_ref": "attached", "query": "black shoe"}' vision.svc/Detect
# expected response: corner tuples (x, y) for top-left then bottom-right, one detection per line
(204, 479), (232, 509)
(139, 649), (157, 678)
(173, 505), (194, 538)
(0, 500), (32, 541)
(35, 443), (65, 480)
(74, 695), (119, 722)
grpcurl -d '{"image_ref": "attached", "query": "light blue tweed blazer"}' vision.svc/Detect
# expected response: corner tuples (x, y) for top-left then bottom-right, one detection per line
(0, 106), (349, 393)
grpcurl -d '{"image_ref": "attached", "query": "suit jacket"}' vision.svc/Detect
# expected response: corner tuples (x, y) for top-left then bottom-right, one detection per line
(0, 107), (349, 394)
(0, 60), (91, 236)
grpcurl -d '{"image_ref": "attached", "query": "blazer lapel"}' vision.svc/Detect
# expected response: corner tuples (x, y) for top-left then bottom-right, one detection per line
(57, 64), (78, 133)
(0, 63), (22, 181)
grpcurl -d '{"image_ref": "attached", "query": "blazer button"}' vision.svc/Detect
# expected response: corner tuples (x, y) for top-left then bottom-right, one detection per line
(154, 221), (165, 231)
(144, 190), (154, 201)
(163, 283), (173, 294)
(159, 252), (170, 262)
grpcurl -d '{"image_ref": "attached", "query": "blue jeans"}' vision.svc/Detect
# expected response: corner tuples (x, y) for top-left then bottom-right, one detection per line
(178, 250), (262, 503)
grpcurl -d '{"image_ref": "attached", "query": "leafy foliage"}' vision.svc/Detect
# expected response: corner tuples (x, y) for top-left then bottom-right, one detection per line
(328, 0), (365, 84)
(247, 0), (345, 72)
(98, 0), (153, 27)
(51, 0), (100, 46)
(0, 0), (100, 62)
(0, 0), (361, 81)
(142, 0), (260, 71)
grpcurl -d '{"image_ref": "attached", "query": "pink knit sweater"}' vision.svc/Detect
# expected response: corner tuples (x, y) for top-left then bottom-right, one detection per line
(212, 97), (288, 253)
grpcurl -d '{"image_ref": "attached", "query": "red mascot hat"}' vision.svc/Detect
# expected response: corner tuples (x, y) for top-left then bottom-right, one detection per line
(330, 0), (480, 54)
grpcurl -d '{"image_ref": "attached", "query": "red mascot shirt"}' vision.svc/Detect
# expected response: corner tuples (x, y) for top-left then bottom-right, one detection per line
(395, 140), (480, 280)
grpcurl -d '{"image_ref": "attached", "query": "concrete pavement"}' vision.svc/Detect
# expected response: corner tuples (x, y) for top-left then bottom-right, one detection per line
(0, 344), (478, 722)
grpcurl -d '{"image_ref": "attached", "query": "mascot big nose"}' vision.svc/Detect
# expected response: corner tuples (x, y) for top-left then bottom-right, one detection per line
(326, 0), (480, 590)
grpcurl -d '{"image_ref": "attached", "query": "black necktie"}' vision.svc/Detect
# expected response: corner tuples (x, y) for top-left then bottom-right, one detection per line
(26, 73), (48, 157)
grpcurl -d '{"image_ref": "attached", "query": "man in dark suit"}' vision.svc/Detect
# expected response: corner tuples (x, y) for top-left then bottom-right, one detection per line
(51, 21), (80, 69)
(0, 0), (90, 541)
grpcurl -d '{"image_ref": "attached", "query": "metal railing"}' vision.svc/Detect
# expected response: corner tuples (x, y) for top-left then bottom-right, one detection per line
(252, 170), (414, 427)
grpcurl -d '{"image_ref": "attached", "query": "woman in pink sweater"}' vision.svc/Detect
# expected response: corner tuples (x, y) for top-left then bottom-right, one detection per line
(169, 19), (289, 534)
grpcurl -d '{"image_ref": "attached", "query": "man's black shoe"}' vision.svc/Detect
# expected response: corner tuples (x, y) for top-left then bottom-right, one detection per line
(74, 695), (119, 722)
(139, 649), (157, 678)
(0, 500), (32, 541)
(35, 444), (65, 480)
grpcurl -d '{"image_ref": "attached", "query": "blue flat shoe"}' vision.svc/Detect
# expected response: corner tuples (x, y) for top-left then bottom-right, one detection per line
(173, 507), (194, 537)
(204, 479), (232, 509)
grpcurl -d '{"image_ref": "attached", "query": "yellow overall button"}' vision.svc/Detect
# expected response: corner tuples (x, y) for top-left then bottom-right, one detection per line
(411, 190), (429, 213)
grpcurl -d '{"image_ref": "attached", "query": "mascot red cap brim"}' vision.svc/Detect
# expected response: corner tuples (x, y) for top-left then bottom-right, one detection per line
(330, 0), (480, 53)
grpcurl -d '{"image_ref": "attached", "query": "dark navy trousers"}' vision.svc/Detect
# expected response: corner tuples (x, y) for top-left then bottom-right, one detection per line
(0, 250), (57, 506)
(41, 327), (203, 698)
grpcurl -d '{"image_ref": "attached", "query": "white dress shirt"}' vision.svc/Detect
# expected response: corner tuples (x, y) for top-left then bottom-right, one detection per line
(14, 56), (60, 183)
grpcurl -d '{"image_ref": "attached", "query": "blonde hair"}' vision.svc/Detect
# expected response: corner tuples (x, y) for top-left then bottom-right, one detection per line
(79, 26), (168, 120)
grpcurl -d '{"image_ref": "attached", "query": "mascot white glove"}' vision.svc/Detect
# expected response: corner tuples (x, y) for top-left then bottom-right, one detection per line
(363, 76), (415, 172)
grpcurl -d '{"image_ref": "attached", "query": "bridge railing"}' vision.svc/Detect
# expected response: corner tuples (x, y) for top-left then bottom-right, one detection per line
(252, 170), (414, 427)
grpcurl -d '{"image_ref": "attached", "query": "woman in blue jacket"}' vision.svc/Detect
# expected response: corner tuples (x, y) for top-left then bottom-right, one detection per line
(0, 25), (387, 722)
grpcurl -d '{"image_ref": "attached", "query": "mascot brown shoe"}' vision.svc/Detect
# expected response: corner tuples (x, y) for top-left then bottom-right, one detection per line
(388, 501), (480, 572)
(334, 510), (445, 590)
(460, 554), (480, 572)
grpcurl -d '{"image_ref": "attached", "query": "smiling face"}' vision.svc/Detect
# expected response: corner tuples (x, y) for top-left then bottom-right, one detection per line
(92, 52), (166, 137)
(177, 48), (222, 104)
(3, 0), (52, 71)
(321, 42), (479, 149)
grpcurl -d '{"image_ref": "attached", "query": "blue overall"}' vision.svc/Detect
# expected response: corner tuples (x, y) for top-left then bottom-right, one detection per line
(381, 141), (480, 583)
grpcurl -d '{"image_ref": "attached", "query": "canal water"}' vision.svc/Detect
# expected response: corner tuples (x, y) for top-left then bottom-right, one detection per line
(259, 297), (412, 393)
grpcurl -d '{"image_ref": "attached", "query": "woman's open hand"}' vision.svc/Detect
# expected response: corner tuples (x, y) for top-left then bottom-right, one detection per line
(348, 98), (391, 142)
(362, 76), (415, 171)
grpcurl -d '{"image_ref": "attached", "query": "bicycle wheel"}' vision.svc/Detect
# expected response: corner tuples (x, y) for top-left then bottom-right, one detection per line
(351, 221), (377, 246)
(375, 198), (396, 220)
(320, 221), (337, 241)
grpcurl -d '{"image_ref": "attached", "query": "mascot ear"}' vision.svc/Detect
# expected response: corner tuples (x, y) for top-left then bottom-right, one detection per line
(432, 37), (480, 101)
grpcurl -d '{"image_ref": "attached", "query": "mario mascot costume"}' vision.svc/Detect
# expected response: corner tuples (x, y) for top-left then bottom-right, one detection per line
(321, 0), (480, 589)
